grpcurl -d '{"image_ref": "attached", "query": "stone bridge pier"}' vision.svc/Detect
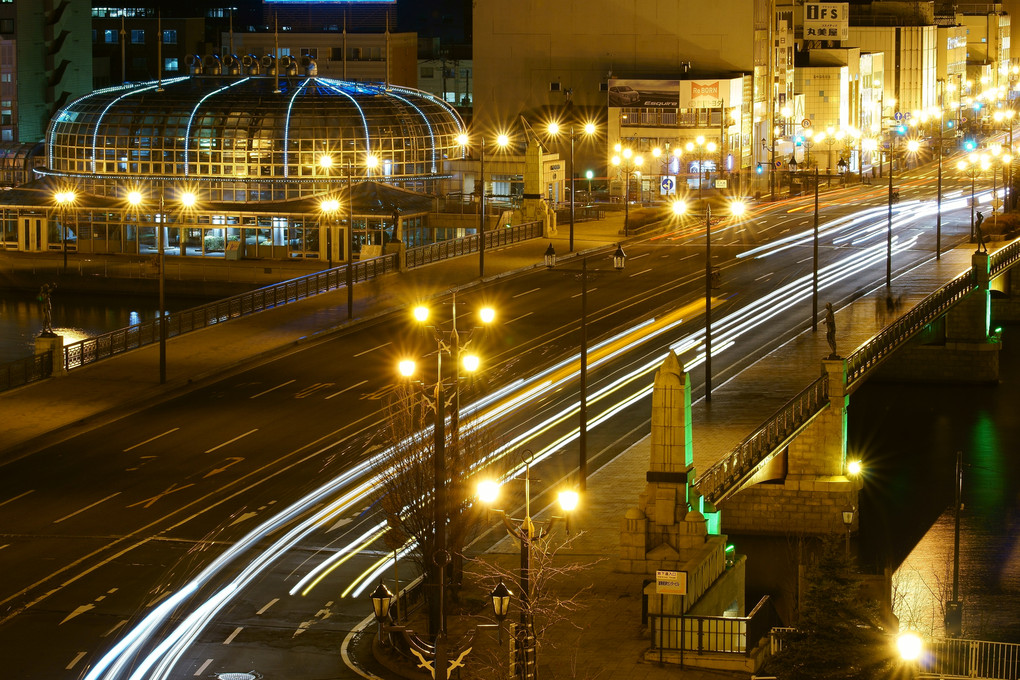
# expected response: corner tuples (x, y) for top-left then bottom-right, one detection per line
(717, 251), (999, 537)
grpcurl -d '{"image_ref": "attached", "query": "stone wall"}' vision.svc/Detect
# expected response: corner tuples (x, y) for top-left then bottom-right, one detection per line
(869, 339), (1000, 383)
(719, 475), (858, 535)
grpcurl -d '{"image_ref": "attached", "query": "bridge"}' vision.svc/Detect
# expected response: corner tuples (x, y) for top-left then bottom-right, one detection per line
(691, 242), (1020, 536)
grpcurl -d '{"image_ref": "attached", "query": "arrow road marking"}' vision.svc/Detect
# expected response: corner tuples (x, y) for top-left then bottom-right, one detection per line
(203, 457), (245, 478)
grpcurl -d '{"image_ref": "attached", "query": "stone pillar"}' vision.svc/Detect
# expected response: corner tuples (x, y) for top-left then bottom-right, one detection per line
(521, 142), (556, 236)
(947, 252), (991, 343)
(34, 334), (65, 376)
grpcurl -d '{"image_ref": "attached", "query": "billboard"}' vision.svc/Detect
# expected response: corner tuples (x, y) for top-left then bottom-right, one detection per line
(608, 79), (680, 108)
(804, 2), (848, 41)
(678, 78), (743, 109)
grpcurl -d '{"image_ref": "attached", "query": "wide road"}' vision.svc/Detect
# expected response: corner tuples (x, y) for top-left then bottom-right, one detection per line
(0, 156), (989, 679)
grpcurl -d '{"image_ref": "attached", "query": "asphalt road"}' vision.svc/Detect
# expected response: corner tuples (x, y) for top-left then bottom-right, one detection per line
(0, 159), (985, 679)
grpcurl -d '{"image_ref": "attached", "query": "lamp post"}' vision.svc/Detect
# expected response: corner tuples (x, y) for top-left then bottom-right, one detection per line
(684, 136), (717, 206)
(611, 145), (643, 236)
(398, 297), (495, 638)
(995, 103), (1016, 210)
(318, 154), (356, 319)
(54, 190), (76, 272)
(456, 132), (510, 278)
(547, 121), (597, 252)
(841, 507), (855, 561)
(672, 197), (746, 400)
(585, 169), (594, 201)
(370, 557), (512, 680)
(886, 125), (906, 290)
(957, 152), (991, 242)
(478, 452), (579, 680)
(319, 197), (340, 271)
(544, 243), (626, 491)
(127, 186), (196, 385)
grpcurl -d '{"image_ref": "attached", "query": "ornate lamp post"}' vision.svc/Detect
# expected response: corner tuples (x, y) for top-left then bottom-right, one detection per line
(544, 242), (626, 491)
(546, 121), (597, 252)
(957, 152), (991, 242)
(53, 190), (77, 272)
(611, 145), (643, 236)
(456, 132), (510, 277)
(684, 136), (717, 205)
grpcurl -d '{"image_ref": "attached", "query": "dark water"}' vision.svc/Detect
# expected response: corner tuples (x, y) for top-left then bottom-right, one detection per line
(0, 290), (204, 364)
(851, 321), (1020, 642)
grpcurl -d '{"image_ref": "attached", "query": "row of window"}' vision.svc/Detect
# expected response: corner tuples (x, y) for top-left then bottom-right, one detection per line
(94, 29), (177, 44)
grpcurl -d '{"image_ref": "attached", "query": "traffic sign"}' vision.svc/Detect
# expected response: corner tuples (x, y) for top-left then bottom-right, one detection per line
(775, 160), (782, 168)
(715, 179), (728, 189)
(660, 175), (677, 195)
(801, 119), (812, 129)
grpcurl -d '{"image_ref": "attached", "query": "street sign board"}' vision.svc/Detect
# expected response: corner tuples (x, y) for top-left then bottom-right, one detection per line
(715, 179), (728, 189)
(775, 160), (782, 168)
(655, 570), (688, 595)
(660, 176), (677, 195)
(804, 2), (849, 41)
(802, 119), (812, 129)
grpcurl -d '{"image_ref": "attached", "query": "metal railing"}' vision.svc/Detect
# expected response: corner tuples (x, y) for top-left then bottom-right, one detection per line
(990, 238), (1020, 278)
(0, 352), (52, 393)
(695, 376), (829, 505)
(404, 220), (542, 269)
(62, 253), (398, 371)
(650, 596), (780, 656)
(919, 638), (1020, 680)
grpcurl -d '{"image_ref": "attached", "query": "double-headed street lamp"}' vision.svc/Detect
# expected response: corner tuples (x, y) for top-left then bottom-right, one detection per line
(456, 132), (510, 278)
(53, 190), (77, 272)
(546, 121), (597, 252)
(671, 197), (746, 401)
(397, 297), (495, 638)
(318, 154), (357, 320)
(685, 135), (717, 204)
(478, 451), (579, 680)
(957, 152), (992, 242)
(611, 145), (643, 236)
(127, 186), (197, 385)
(994, 108), (1016, 209)
(544, 243), (626, 491)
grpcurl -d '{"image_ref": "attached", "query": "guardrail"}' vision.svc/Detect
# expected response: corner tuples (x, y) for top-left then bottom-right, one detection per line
(695, 376), (828, 505)
(990, 238), (1020, 278)
(62, 254), (398, 371)
(404, 220), (542, 269)
(650, 596), (779, 656)
(0, 352), (52, 393)
(919, 637), (1020, 680)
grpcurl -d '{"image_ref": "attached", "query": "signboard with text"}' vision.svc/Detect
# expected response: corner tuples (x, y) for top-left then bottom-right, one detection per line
(678, 78), (744, 109)
(655, 570), (688, 595)
(804, 2), (849, 41)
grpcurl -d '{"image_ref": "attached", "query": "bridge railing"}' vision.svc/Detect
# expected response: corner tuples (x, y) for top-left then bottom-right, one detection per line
(845, 269), (975, 390)
(990, 238), (1020, 278)
(403, 220), (542, 269)
(695, 376), (829, 505)
(61, 254), (398, 371)
(919, 638), (1020, 680)
(0, 352), (52, 393)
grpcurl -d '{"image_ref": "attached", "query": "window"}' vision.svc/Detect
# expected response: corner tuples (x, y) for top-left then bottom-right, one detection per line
(600, 83), (609, 91)
(0, 19), (12, 32)
(421, 66), (434, 78)
(162, 29), (177, 44)
(131, 29), (144, 44)
(278, 47), (290, 57)
(550, 82), (561, 92)
(0, 74), (11, 83)
(1, 130), (11, 141)
(303, 48), (317, 59)
(330, 47), (342, 61)
(92, 29), (97, 42)
(104, 29), (118, 43)
(164, 57), (179, 72)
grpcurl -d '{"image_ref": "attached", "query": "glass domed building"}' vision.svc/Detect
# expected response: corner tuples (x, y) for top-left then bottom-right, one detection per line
(2, 62), (465, 261)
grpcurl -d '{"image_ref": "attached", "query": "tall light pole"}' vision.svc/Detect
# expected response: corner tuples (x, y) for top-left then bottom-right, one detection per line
(611, 145), (643, 236)
(813, 167), (820, 331)
(397, 299), (494, 639)
(957, 152), (990, 242)
(544, 243), (626, 491)
(672, 197), (746, 400)
(685, 136), (716, 206)
(547, 121), (597, 252)
(319, 197), (339, 271)
(456, 132), (509, 277)
(53, 190), (76, 272)
(347, 159), (355, 320)
(886, 124), (906, 290)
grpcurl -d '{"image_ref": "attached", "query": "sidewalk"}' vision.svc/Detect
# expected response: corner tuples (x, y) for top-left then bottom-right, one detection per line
(0, 214), (627, 459)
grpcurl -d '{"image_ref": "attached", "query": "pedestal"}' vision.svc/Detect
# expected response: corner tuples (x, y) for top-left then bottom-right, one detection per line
(34, 333), (65, 376)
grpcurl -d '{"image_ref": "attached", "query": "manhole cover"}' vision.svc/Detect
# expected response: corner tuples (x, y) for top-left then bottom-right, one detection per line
(216, 673), (261, 680)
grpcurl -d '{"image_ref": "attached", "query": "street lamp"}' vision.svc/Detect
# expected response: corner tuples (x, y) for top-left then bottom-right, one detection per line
(684, 136), (717, 205)
(127, 186), (197, 385)
(611, 146), (643, 236)
(319, 197), (340, 270)
(546, 120), (597, 252)
(478, 451), (579, 680)
(994, 106), (1016, 210)
(885, 124), (907, 289)
(544, 242), (626, 491)
(585, 169), (594, 201)
(671, 197), (746, 400)
(456, 132), (510, 277)
(957, 152), (991, 242)
(318, 154), (356, 319)
(53, 190), (77, 272)
(398, 296), (495, 638)
(841, 507), (855, 561)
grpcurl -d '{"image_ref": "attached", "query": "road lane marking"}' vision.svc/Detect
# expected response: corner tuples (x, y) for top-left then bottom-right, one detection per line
(257, 598), (279, 615)
(123, 428), (180, 452)
(54, 493), (121, 524)
(571, 287), (596, 298)
(0, 489), (33, 508)
(194, 659), (213, 676)
(512, 287), (541, 298)
(250, 380), (295, 399)
(796, 256), (812, 263)
(629, 252), (650, 260)
(354, 341), (391, 357)
(326, 380), (367, 399)
(204, 457), (245, 478)
(506, 312), (533, 324)
(224, 626), (243, 644)
(296, 382), (335, 398)
(102, 619), (128, 638)
(628, 268), (652, 277)
(205, 429), (258, 454)
(65, 652), (87, 670)
(754, 272), (773, 281)
(60, 603), (94, 624)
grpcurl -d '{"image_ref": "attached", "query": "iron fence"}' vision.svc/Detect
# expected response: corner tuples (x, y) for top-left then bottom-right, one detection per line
(0, 352), (52, 393)
(919, 638), (1020, 680)
(695, 376), (829, 505)
(650, 596), (779, 656)
(404, 221), (542, 269)
(62, 254), (398, 371)
(991, 238), (1020, 278)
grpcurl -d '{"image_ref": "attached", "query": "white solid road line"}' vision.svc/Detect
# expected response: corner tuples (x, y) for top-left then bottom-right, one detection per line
(123, 427), (180, 452)
(512, 287), (541, 298)
(353, 341), (391, 358)
(326, 380), (367, 400)
(754, 272), (774, 281)
(628, 267), (653, 277)
(506, 311), (534, 324)
(205, 429), (258, 454)
(0, 489), (33, 508)
(249, 379), (295, 399)
(53, 493), (121, 524)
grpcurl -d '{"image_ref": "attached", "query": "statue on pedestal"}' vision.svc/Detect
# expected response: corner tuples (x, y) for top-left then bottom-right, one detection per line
(38, 283), (57, 337)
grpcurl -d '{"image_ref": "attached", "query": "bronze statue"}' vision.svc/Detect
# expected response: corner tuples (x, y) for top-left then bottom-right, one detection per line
(38, 283), (56, 336)
(975, 210), (987, 253)
(824, 302), (838, 359)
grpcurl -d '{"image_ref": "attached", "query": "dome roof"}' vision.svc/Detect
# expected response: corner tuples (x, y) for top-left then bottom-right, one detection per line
(45, 75), (464, 186)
